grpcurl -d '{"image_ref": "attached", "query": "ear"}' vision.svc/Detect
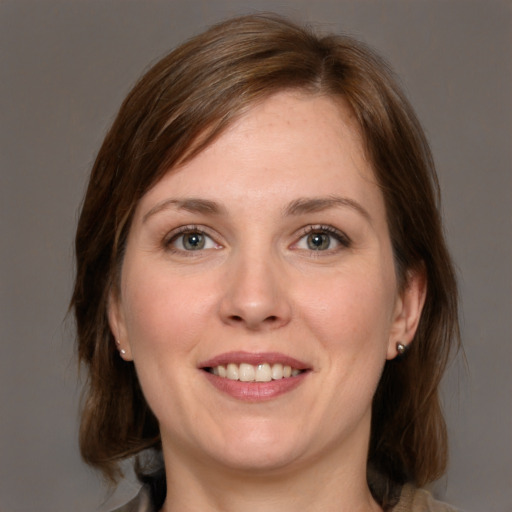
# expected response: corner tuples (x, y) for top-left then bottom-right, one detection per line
(107, 288), (133, 361)
(387, 266), (427, 360)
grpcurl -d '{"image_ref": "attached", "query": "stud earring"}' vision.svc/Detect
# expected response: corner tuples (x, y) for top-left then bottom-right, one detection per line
(115, 339), (127, 357)
(396, 342), (406, 355)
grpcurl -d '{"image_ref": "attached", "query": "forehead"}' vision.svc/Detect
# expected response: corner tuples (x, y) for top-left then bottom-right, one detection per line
(137, 91), (382, 216)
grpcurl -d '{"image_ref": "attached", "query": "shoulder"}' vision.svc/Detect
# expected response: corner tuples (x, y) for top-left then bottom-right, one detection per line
(392, 484), (460, 512)
(110, 486), (154, 512)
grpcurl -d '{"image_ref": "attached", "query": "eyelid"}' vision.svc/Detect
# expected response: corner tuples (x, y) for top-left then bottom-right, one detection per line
(292, 224), (352, 251)
(164, 225), (223, 253)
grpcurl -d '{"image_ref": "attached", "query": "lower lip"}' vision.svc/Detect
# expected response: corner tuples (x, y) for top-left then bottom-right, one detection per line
(203, 371), (308, 402)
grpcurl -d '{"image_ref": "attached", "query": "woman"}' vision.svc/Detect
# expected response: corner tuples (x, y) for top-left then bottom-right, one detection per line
(71, 14), (460, 512)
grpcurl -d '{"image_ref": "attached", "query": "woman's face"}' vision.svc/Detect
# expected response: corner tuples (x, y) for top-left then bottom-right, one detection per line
(110, 91), (424, 476)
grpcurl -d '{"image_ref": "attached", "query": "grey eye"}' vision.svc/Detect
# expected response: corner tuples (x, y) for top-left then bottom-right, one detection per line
(306, 232), (331, 250)
(169, 230), (218, 251)
(294, 226), (350, 253)
(182, 232), (206, 250)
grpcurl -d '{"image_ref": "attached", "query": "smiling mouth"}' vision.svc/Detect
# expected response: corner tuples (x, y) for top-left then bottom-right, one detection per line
(205, 363), (304, 382)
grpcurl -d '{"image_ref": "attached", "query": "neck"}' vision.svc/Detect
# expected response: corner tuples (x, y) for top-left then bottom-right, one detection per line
(160, 433), (382, 512)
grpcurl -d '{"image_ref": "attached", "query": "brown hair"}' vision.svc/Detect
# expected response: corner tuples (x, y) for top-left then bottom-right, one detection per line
(71, 13), (459, 506)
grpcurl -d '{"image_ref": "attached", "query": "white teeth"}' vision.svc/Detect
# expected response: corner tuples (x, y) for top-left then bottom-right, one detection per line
(209, 362), (302, 381)
(255, 363), (272, 382)
(271, 363), (283, 380)
(239, 363), (255, 382)
(226, 363), (239, 380)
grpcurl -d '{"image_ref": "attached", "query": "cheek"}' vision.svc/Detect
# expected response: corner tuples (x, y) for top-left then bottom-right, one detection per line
(296, 266), (396, 352)
(119, 265), (217, 423)
(296, 267), (396, 417)
(121, 264), (215, 357)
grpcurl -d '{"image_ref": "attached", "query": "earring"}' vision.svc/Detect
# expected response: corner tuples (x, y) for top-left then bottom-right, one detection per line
(396, 342), (407, 355)
(115, 339), (127, 357)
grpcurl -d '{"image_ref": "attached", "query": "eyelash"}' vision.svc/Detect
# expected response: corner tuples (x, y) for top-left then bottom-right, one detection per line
(295, 225), (352, 252)
(164, 225), (219, 255)
(163, 224), (351, 255)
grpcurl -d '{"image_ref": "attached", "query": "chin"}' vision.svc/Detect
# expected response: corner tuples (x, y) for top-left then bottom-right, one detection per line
(186, 419), (309, 474)
(208, 441), (305, 475)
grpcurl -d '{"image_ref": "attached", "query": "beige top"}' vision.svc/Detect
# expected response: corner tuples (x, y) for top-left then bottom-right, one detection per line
(394, 484), (459, 512)
(112, 483), (459, 512)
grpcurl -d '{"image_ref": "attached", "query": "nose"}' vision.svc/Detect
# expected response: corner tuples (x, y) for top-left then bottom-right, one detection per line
(218, 250), (292, 331)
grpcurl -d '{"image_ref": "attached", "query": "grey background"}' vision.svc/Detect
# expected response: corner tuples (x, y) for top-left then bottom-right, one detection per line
(1, 1), (510, 511)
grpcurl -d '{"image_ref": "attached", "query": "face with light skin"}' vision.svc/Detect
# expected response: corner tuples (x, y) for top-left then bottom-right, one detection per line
(109, 91), (426, 509)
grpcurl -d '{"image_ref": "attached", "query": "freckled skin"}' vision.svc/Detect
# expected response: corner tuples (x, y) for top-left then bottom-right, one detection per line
(109, 92), (425, 512)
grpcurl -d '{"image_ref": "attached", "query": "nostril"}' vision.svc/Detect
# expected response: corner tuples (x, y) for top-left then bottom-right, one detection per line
(227, 314), (279, 325)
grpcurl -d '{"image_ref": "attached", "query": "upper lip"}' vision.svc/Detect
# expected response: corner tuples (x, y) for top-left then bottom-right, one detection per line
(199, 351), (310, 370)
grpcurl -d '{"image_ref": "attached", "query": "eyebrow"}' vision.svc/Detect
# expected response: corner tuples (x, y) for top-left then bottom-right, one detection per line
(143, 195), (371, 223)
(284, 196), (371, 222)
(143, 198), (225, 222)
